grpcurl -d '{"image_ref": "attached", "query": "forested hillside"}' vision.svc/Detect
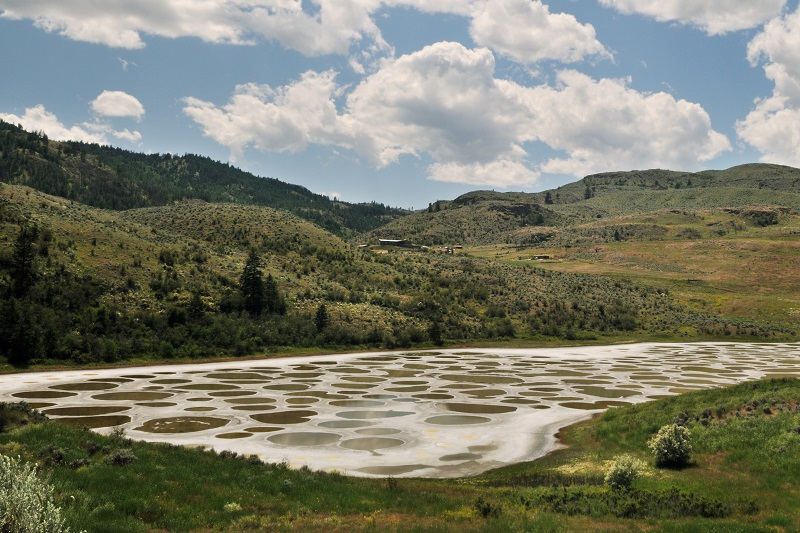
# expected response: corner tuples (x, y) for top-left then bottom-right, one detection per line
(1, 184), (790, 368)
(0, 120), (406, 237)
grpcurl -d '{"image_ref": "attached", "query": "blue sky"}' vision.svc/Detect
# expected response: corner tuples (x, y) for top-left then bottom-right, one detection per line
(1, 1), (799, 208)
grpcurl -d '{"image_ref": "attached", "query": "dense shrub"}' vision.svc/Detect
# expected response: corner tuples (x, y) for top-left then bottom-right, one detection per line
(648, 424), (692, 468)
(105, 448), (137, 466)
(522, 485), (730, 519)
(604, 455), (645, 490)
(0, 453), (70, 532)
(0, 402), (47, 432)
(473, 496), (502, 518)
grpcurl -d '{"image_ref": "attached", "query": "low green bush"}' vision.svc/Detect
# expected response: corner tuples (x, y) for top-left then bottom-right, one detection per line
(521, 485), (730, 519)
(474, 496), (502, 518)
(0, 402), (47, 433)
(105, 448), (137, 466)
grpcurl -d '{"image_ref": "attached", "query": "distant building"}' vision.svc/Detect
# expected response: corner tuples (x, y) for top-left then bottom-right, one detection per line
(379, 239), (410, 247)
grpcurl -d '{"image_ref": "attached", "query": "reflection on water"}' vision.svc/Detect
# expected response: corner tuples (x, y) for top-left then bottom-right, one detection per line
(269, 432), (341, 446)
(43, 406), (130, 416)
(340, 437), (404, 451)
(59, 415), (132, 428)
(425, 415), (492, 425)
(1, 342), (798, 478)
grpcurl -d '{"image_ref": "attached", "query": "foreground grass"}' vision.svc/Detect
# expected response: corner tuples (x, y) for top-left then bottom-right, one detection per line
(2, 379), (800, 531)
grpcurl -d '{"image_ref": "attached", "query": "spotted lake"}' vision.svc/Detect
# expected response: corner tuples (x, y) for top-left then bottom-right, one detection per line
(1, 342), (798, 477)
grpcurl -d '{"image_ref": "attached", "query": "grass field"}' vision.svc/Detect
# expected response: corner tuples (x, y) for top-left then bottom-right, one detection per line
(469, 209), (800, 329)
(2, 378), (800, 531)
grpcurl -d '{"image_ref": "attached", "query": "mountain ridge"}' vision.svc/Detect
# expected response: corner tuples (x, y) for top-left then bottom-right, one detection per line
(0, 120), (407, 237)
(366, 164), (800, 246)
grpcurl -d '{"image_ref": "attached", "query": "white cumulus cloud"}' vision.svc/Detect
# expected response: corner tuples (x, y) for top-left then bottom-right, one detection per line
(342, 43), (530, 168)
(91, 90), (145, 119)
(0, 0), (250, 49)
(0, 105), (106, 143)
(519, 70), (732, 176)
(183, 70), (346, 159)
(0, 0), (391, 55)
(599, 0), (787, 35)
(183, 41), (729, 187)
(470, 0), (610, 64)
(0, 0), (607, 67)
(0, 105), (142, 145)
(429, 160), (540, 188)
(737, 5), (800, 166)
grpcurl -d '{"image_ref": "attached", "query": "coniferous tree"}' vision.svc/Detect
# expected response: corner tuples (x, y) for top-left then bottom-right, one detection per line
(428, 319), (443, 346)
(187, 292), (205, 320)
(11, 224), (37, 297)
(544, 191), (553, 204)
(7, 300), (39, 367)
(240, 249), (264, 316)
(263, 274), (286, 315)
(314, 303), (329, 333)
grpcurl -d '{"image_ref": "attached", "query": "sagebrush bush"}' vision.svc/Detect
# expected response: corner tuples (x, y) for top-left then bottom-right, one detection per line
(0, 453), (70, 532)
(473, 496), (502, 518)
(605, 455), (645, 490)
(105, 448), (137, 466)
(648, 424), (692, 467)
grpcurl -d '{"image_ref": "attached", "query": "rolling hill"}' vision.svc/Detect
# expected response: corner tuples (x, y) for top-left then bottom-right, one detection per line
(0, 120), (407, 237)
(366, 164), (800, 246)
(2, 182), (789, 368)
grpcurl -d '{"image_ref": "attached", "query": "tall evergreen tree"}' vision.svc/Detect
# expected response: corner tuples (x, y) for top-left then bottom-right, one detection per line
(240, 249), (264, 316)
(263, 274), (286, 315)
(6, 300), (39, 367)
(428, 319), (443, 346)
(187, 292), (205, 320)
(11, 224), (37, 297)
(314, 303), (329, 333)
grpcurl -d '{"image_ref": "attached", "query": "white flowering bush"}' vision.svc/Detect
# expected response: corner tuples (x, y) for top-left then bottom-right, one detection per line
(0, 453), (69, 532)
(223, 502), (242, 513)
(604, 454), (645, 490)
(648, 424), (692, 468)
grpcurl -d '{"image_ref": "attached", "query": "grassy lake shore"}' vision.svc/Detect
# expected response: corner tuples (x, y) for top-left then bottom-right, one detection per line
(2, 378), (799, 531)
(2, 333), (795, 376)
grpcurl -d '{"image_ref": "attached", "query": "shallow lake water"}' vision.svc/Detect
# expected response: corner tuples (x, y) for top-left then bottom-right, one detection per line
(1, 342), (798, 478)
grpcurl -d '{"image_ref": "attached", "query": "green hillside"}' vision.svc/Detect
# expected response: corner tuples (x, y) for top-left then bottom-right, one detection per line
(366, 164), (800, 246)
(0, 120), (406, 237)
(1, 183), (789, 369)
(551, 164), (800, 205)
(118, 200), (347, 254)
(361, 197), (563, 245)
